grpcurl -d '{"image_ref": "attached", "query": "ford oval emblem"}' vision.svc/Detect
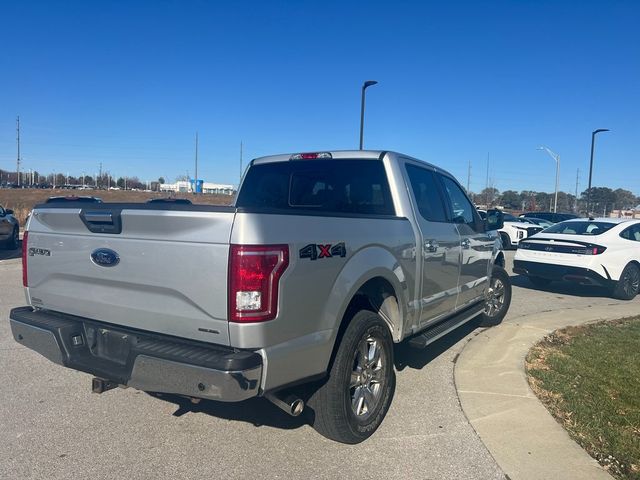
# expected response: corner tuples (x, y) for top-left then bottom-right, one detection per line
(91, 248), (120, 267)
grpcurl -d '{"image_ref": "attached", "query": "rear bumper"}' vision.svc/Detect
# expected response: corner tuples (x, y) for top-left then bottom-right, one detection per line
(9, 306), (262, 402)
(513, 260), (611, 287)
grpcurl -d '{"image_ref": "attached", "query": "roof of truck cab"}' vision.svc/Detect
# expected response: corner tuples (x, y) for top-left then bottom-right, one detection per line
(251, 150), (442, 171)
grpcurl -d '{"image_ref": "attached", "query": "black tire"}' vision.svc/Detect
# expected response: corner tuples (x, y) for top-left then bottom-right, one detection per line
(529, 276), (552, 288)
(499, 232), (512, 250)
(479, 266), (512, 327)
(308, 310), (395, 444)
(611, 263), (640, 300)
(6, 227), (19, 250)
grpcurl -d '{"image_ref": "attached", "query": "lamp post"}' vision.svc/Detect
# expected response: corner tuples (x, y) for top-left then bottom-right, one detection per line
(359, 80), (378, 150)
(586, 128), (610, 214)
(537, 146), (560, 213)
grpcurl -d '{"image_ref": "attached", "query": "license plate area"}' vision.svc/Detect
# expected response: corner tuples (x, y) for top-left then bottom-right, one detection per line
(85, 326), (133, 365)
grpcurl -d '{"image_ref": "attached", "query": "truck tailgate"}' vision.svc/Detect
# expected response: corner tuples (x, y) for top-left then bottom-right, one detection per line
(25, 205), (235, 345)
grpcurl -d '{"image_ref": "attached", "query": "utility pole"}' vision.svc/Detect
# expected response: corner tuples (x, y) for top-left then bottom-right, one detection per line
(98, 162), (103, 189)
(485, 153), (490, 207)
(574, 169), (580, 213)
(239, 141), (243, 184)
(194, 132), (199, 194)
(16, 116), (21, 186)
(466, 160), (471, 193)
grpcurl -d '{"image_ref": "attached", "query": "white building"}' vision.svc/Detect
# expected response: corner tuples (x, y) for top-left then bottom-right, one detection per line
(160, 180), (235, 195)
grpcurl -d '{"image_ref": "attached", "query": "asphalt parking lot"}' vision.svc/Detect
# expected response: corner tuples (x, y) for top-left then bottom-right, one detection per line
(0, 248), (632, 480)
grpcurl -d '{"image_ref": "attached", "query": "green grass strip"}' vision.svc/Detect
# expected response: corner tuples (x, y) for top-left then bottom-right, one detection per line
(526, 317), (640, 480)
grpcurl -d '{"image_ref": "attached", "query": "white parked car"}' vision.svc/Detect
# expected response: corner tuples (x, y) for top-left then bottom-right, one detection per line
(514, 218), (640, 299)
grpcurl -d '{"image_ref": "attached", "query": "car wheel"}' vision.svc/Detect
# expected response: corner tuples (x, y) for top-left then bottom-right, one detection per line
(308, 310), (395, 444)
(529, 276), (552, 288)
(499, 232), (512, 250)
(479, 266), (512, 327)
(612, 263), (640, 300)
(3, 227), (19, 250)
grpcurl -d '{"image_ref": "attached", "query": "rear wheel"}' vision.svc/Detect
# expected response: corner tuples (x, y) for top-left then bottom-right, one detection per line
(612, 263), (640, 300)
(479, 267), (512, 327)
(529, 276), (552, 288)
(308, 310), (395, 444)
(499, 232), (512, 250)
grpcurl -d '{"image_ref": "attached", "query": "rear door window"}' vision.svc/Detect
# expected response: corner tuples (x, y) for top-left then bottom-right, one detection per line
(404, 164), (448, 222)
(236, 159), (395, 216)
(620, 224), (640, 242)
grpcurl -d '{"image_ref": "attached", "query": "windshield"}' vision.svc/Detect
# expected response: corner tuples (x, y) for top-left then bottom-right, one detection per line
(544, 221), (617, 236)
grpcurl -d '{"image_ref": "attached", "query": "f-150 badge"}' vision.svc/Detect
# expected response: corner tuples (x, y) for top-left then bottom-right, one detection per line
(299, 242), (346, 261)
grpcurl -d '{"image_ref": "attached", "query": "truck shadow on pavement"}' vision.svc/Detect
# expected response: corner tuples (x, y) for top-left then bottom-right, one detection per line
(0, 241), (21, 261)
(394, 319), (480, 371)
(148, 321), (483, 430)
(510, 274), (612, 299)
(147, 392), (308, 430)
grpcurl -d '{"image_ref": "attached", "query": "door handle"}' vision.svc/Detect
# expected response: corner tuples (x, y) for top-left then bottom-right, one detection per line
(424, 239), (439, 253)
(461, 239), (471, 249)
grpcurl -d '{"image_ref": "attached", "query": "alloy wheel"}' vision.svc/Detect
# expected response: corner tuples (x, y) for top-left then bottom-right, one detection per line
(349, 334), (386, 420)
(485, 277), (506, 317)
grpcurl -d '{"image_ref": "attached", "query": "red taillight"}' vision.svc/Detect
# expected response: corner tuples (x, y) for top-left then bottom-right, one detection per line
(586, 246), (607, 255)
(228, 244), (289, 323)
(22, 231), (28, 287)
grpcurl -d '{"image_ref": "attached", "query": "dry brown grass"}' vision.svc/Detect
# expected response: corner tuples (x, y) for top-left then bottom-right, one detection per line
(0, 189), (234, 226)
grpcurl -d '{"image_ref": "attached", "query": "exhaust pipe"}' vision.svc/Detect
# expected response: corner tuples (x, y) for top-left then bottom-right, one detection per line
(266, 391), (305, 417)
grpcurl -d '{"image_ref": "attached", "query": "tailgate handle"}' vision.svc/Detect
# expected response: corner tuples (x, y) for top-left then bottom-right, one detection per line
(80, 210), (122, 234)
(84, 212), (113, 224)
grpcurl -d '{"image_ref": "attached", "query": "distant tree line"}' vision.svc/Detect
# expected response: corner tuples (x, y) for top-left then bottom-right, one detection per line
(471, 186), (639, 215)
(0, 168), (162, 191)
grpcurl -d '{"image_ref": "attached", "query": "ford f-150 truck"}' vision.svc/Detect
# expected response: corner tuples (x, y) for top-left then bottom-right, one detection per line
(10, 150), (510, 444)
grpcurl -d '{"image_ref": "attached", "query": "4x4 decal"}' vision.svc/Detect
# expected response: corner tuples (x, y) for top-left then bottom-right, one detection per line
(299, 242), (347, 261)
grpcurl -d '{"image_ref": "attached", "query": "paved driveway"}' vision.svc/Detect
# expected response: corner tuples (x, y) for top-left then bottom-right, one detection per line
(0, 251), (630, 479)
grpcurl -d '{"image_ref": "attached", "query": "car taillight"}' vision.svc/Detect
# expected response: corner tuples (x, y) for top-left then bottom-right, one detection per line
(228, 244), (289, 323)
(585, 246), (607, 255)
(22, 231), (28, 287)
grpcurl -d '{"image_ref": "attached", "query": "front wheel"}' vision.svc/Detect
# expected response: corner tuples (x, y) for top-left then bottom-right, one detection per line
(499, 232), (512, 250)
(6, 227), (19, 250)
(611, 263), (640, 300)
(308, 310), (395, 444)
(479, 266), (512, 327)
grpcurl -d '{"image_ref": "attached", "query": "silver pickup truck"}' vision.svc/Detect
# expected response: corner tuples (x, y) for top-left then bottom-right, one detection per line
(10, 150), (510, 444)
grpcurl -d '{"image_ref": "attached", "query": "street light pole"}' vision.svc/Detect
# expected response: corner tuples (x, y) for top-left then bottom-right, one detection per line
(537, 146), (560, 213)
(586, 128), (610, 214)
(359, 80), (378, 150)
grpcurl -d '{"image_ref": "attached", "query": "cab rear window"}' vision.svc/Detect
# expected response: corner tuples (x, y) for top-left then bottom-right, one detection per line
(544, 221), (616, 235)
(236, 160), (395, 216)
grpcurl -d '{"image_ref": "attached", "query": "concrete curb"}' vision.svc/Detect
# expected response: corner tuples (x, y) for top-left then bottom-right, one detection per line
(455, 302), (639, 480)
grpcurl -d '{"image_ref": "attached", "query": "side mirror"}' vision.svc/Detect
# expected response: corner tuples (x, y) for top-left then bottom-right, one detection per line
(485, 209), (504, 231)
(5, 209), (14, 215)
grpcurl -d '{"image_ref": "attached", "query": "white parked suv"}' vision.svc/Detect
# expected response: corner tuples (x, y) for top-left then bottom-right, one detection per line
(478, 210), (543, 250)
(514, 218), (640, 299)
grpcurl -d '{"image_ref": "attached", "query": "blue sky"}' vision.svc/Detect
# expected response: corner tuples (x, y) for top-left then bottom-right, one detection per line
(0, 1), (638, 194)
